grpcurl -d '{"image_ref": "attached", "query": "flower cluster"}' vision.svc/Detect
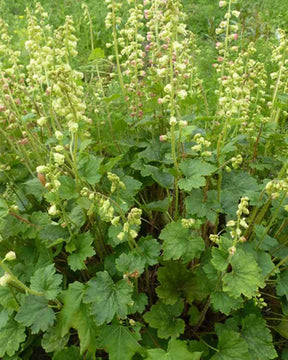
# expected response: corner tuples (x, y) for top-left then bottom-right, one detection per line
(81, 187), (115, 222)
(191, 133), (212, 158)
(117, 207), (142, 241)
(107, 172), (126, 193)
(268, 29), (288, 124)
(181, 218), (201, 229)
(265, 175), (288, 199)
(226, 196), (250, 244)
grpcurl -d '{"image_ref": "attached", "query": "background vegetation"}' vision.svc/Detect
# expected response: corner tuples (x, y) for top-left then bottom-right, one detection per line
(0, 0), (287, 359)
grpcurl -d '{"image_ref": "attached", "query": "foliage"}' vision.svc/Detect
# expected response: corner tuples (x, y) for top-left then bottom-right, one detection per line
(0, 0), (287, 359)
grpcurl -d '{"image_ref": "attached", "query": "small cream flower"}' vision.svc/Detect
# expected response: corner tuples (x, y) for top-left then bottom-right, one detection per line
(4, 251), (16, 261)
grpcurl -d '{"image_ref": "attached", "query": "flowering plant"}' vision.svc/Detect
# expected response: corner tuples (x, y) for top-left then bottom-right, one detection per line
(0, 0), (287, 359)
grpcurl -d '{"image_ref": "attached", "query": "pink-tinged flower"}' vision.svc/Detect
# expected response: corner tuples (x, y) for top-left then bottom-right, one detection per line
(232, 33), (238, 40)
(158, 98), (163, 104)
(162, 44), (168, 50)
(144, 10), (149, 19)
(18, 138), (29, 145)
(159, 135), (167, 142)
(147, 33), (152, 41)
(215, 42), (222, 48)
(212, 63), (218, 68)
(145, 44), (150, 52)
(15, 98), (21, 105)
(218, 56), (224, 62)
(0, 104), (5, 112)
(138, 110), (143, 117)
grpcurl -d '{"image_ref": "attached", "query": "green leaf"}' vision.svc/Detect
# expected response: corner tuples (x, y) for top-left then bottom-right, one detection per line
(144, 198), (170, 212)
(241, 314), (277, 360)
(30, 264), (62, 300)
(58, 176), (77, 200)
(274, 318), (288, 339)
(190, 267), (212, 301)
(42, 325), (69, 354)
(58, 281), (98, 355)
(67, 232), (95, 271)
(89, 47), (105, 61)
(185, 189), (221, 223)
(99, 324), (144, 360)
(116, 252), (146, 275)
(138, 237), (161, 266)
(211, 247), (229, 272)
(15, 295), (55, 333)
(211, 329), (249, 360)
(210, 290), (243, 315)
(84, 271), (133, 325)
(68, 205), (86, 229)
(0, 287), (19, 311)
(145, 339), (201, 360)
(254, 225), (278, 251)
(159, 221), (205, 262)
(100, 155), (123, 174)
(222, 250), (265, 299)
(128, 292), (148, 314)
(0, 309), (9, 329)
(77, 154), (103, 185)
(141, 164), (173, 188)
(39, 225), (70, 247)
(156, 262), (195, 305)
(0, 198), (9, 218)
(276, 270), (288, 299)
(179, 159), (216, 191)
(117, 173), (142, 208)
(221, 171), (260, 216)
(0, 318), (26, 357)
(282, 348), (288, 360)
(23, 178), (44, 201)
(257, 251), (278, 278)
(138, 140), (171, 163)
(52, 346), (81, 360)
(143, 300), (185, 339)
(188, 305), (201, 326)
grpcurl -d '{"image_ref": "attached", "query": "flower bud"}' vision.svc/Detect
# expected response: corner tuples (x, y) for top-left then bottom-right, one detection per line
(4, 251), (16, 261)
(219, 1), (227, 7)
(0, 273), (11, 287)
(169, 116), (177, 126)
(159, 135), (168, 142)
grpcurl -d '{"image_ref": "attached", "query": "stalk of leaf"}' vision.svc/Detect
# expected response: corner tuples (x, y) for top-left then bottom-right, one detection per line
(0, 260), (43, 296)
(256, 190), (287, 250)
(0, 80), (47, 165)
(111, 0), (126, 98)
